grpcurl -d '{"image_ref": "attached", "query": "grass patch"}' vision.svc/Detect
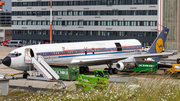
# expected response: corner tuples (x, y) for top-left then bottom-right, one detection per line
(1, 77), (180, 101)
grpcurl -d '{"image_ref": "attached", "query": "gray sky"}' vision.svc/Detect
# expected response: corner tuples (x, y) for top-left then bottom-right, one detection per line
(2, 0), (12, 12)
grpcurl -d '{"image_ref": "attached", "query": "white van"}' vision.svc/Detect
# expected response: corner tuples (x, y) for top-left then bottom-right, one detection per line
(6, 40), (23, 47)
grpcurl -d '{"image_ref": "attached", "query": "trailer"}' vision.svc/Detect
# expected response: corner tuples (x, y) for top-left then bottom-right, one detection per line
(120, 61), (158, 73)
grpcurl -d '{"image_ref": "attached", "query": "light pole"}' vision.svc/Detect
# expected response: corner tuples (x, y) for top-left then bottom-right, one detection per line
(50, 0), (52, 43)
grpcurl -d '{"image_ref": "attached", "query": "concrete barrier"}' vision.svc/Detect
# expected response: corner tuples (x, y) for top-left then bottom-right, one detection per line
(0, 79), (9, 95)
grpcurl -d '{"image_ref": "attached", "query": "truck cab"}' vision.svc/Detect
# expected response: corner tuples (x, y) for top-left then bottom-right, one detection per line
(94, 70), (109, 79)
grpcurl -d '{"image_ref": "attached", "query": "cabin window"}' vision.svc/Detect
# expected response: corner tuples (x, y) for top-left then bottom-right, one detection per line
(8, 53), (22, 57)
(115, 43), (122, 51)
(95, 71), (104, 78)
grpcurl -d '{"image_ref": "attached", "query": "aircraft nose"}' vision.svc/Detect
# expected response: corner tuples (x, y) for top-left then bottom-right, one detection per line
(2, 56), (11, 67)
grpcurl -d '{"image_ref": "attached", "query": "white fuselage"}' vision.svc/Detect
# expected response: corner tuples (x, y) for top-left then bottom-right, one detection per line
(5, 39), (142, 71)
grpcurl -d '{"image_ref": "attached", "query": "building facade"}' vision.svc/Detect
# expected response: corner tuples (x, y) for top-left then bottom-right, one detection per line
(11, 0), (159, 46)
(163, 0), (180, 51)
(0, 12), (11, 27)
(0, 27), (12, 41)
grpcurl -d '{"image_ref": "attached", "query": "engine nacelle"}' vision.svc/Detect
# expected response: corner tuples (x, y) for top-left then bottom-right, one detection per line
(116, 62), (138, 70)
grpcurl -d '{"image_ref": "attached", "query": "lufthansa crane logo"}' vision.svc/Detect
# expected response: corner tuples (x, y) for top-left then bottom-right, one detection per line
(156, 38), (163, 53)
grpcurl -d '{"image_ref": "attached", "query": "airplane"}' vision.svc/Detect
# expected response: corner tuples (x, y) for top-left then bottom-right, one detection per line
(2, 27), (175, 77)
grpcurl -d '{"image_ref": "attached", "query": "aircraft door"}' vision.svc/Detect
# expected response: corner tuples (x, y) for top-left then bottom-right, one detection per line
(92, 48), (94, 54)
(85, 48), (87, 55)
(115, 43), (122, 51)
(25, 48), (35, 58)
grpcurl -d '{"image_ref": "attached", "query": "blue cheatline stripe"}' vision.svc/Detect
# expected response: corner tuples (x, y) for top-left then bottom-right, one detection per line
(58, 51), (125, 58)
(57, 50), (140, 58)
(33, 64), (47, 78)
(37, 50), (140, 58)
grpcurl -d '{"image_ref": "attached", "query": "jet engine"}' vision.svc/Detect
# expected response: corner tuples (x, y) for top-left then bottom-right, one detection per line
(116, 62), (138, 70)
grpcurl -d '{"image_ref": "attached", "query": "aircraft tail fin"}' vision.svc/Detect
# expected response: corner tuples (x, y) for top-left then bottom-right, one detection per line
(146, 27), (169, 54)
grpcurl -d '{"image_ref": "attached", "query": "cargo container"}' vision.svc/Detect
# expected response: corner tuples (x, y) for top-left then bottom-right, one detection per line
(120, 61), (158, 73)
(51, 65), (79, 80)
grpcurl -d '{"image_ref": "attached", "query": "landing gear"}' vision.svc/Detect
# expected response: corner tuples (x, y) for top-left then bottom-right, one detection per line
(80, 67), (85, 73)
(113, 68), (118, 74)
(23, 71), (30, 78)
(104, 62), (118, 74)
(80, 66), (89, 73)
(85, 66), (89, 72)
(108, 68), (113, 75)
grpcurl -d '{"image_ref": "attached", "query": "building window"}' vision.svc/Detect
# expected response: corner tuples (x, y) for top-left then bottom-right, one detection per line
(12, 10), (157, 16)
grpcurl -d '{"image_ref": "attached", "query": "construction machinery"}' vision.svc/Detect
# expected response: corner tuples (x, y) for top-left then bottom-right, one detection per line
(74, 70), (139, 91)
(164, 58), (180, 76)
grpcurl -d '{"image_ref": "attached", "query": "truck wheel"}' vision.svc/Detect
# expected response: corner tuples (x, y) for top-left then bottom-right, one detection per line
(76, 85), (84, 92)
(108, 68), (113, 74)
(85, 66), (89, 72)
(104, 68), (108, 70)
(113, 68), (118, 74)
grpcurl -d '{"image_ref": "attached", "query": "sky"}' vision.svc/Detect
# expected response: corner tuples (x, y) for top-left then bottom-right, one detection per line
(2, 0), (12, 12)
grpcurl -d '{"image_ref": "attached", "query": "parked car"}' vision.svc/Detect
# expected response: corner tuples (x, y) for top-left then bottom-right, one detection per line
(6, 40), (23, 47)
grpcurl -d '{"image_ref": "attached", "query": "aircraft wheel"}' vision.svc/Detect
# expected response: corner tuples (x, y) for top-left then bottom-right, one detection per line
(113, 68), (118, 74)
(80, 67), (85, 73)
(85, 66), (89, 72)
(23, 72), (30, 78)
(108, 68), (113, 75)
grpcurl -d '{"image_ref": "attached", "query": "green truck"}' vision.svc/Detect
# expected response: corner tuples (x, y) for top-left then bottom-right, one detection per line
(74, 70), (139, 91)
(75, 70), (109, 91)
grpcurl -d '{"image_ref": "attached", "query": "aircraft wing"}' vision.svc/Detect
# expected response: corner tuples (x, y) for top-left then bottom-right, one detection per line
(133, 52), (175, 59)
(71, 55), (128, 65)
(71, 52), (175, 65)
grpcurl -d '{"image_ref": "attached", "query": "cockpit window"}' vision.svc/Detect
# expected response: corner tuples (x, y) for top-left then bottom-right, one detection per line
(8, 53), (22, 57)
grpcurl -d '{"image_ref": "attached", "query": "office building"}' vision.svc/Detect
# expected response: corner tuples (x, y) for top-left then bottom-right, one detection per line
(12, 0), (160, 46)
